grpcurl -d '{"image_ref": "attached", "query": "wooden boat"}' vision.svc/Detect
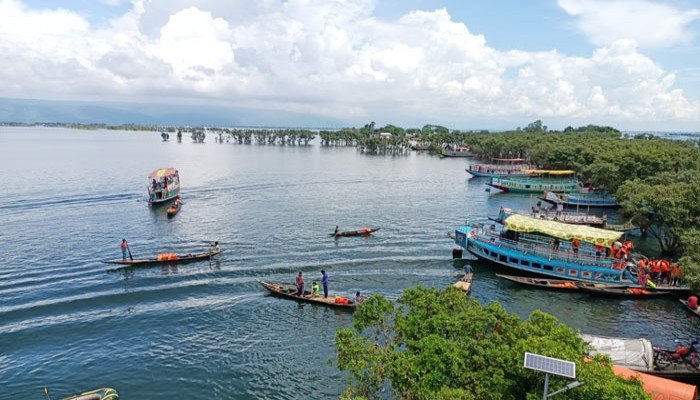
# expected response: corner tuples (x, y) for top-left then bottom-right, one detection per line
(260, 281), (356, 309)
(60, 387), (119, 400)
(147, 167), (180, 205)
(440, 146), (475, 157)
(104, 251), (220, 266)
(680, 300), (700, 318)
(487, 170), (581, 193)
(466, 158), (536, 178)
(541, 190), (619, 208)
(330, 227), (380, 237)
(496, 274), (581, 291)
(578, 284), (671, 298)
(166, 201), (181, 218)
(452, 272), (473, 294)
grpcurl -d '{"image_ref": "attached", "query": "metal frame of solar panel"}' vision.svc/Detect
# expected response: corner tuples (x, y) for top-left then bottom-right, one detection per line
(523, 352), (576, 379)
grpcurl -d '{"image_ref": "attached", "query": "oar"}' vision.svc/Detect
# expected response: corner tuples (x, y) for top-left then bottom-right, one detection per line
(43, 387), (52, 400)
(126, 243), (133, 261)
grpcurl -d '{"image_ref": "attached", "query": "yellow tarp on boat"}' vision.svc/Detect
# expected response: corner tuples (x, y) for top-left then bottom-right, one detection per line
(148, 167), (178, 179)
(504, 214), (622, 247)
(522, 169), (576, 175)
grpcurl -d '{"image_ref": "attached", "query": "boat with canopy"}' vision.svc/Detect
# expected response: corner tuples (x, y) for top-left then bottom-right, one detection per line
(454, 214), (685, 290)
(465, 158), (536, 178)
(486, 170), (581, 193)
(490, 207), (608, 228)
(147, 167), (180, 205)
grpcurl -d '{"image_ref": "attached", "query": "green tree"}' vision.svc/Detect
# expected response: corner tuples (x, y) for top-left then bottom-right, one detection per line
(336, 287), (648, 400)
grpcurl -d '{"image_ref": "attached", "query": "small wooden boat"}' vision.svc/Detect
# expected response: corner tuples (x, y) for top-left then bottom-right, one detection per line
(260, 281), (356, 309)
(578, 284), (671, 298)
(166, 201), (181, 218)
(496, 274), (582, 291)
(104, 251), (220, 267)
(330, 227), (380, 237)
(440, 146), (475, 157)
(60, 387), (119, 400)
(452, 272), (473, 294)
(680, 300), (700, 318)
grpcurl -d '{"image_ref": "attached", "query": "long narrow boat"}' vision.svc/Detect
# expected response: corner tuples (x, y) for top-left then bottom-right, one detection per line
(260, 281), (356, 310)
(104, 251), (220, 266)
(487, 170), (581, 193)
(465, 158), (536, 178)
(454, 214), (689, 293)
(166, 201), (181, 218)
(578, 285), (671, 298)
(330, 227), (380, 237)
(541, 190), (619, 208)
(496, 274), (581, 291)
(680, 300), (700, 318)
(60, 387), (119, 400)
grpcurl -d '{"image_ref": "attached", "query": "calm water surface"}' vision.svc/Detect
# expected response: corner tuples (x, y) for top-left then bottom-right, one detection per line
(0, 127), (698, 399)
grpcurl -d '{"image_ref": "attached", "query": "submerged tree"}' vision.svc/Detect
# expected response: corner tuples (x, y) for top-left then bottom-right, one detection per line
(336, 287), (648, 400)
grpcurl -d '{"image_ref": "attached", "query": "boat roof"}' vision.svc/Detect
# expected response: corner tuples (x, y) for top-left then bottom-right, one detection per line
(492, 158), (526, 162)
(503, 214), (622, 247)
(522, 169), (576, 175)
(148, 167), (178, 179)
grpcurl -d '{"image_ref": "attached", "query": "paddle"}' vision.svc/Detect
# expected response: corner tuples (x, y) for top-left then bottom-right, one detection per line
(43, 388), (52, 400)
(126, 243), (133, 261)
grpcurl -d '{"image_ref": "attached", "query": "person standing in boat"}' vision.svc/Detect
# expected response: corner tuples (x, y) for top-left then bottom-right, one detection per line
(355, 291), (366, 304)
(121, 239), (128, 261)
(321, 270), (329, 298)
(333, 226), (340, 237)
(210, 241), (221, 254)
(556, 202), (563, 218)
(571, 238), (580, 256)
(295, 272), (304, 296)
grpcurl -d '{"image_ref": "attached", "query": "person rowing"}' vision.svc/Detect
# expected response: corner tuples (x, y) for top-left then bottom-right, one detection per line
(210, 241), (221, 254)
(333, 226), (340, 237)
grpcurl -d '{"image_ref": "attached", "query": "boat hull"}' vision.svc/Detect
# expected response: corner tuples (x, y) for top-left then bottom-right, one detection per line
(260, 281), (356, 310)
(330, 227), (380, 237)
(104, 251), (219, 267)
(440, 150), (475, 157)
(487, 177), (581, 193)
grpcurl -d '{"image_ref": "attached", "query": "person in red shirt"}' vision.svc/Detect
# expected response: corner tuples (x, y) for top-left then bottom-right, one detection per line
(295, 271), (304, 296)
(120, 239), (128, 261)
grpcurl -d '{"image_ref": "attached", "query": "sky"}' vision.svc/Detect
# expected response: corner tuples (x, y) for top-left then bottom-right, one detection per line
(0, 0), (699, 130)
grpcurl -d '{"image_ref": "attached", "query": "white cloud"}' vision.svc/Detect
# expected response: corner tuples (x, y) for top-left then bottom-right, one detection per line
(558, 0), (700, 48)
(0, 0), (698, 127)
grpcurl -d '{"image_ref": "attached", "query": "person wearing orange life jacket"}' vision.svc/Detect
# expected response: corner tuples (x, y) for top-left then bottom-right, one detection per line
(671, 263), (683, 286)
(638, 268), (648, 289)
(571, 238), (581, 256)
(660, 259), (671, 284)
(650, 259), (662, 282)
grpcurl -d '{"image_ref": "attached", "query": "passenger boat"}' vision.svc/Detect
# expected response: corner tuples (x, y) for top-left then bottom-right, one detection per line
(260, 281), (357, 309)
(491, 207), (607, 228)
(486, 170), (581, 193)
(577, 285), (671, 298)
(452, 272), (473, 294)
(330, 227), (380, 237)
(454, 214), (688, 292)
(166, 201), (181, 218)
(541, 190), (619, 208)
(440, 145), (475, 157)
(104, 251), (220, 267)
(409, 140), (430, 151)
(60, 387), (119, 400)
(465, 158), (536, 178)
(147, 167), (180, 205)
(680, 300), (700, 318)
(582, 333), (700, 387)
(495, 274), (581, 291)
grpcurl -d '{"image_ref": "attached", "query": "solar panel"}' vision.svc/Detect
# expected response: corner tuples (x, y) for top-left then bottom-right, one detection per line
(523, 352), (576, 379)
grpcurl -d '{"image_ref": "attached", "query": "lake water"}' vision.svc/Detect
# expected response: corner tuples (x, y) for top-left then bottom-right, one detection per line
(1, 127), (697, 399)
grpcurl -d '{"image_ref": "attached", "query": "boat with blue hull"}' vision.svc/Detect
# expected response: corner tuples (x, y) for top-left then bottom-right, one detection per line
(454, 214), (688, 293)
(542, 191), (619, 208)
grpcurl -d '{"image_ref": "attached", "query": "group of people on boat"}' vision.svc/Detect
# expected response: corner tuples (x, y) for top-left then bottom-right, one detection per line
(637, 257), (683, 287)
(294, 270), (365, 304)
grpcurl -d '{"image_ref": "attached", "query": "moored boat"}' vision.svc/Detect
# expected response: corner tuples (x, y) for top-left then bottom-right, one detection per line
(60, 387), (119, 400)
(147, 167), (180, 205)
(486, 170), (581, 193)
(541, 190), (619, 208)
(491, 207), (607, 228)
(440, 145), (475, 157)
(408, 140), (430, 151)
(260, 281), (357, 309)
(454, 214), (689, 292)
(465, 158), (536, 178)
(577, 284), (671, 298)
(104, 250), (220, 267)
(331, 227), (380, 237)
(495, 274), (581, 291)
